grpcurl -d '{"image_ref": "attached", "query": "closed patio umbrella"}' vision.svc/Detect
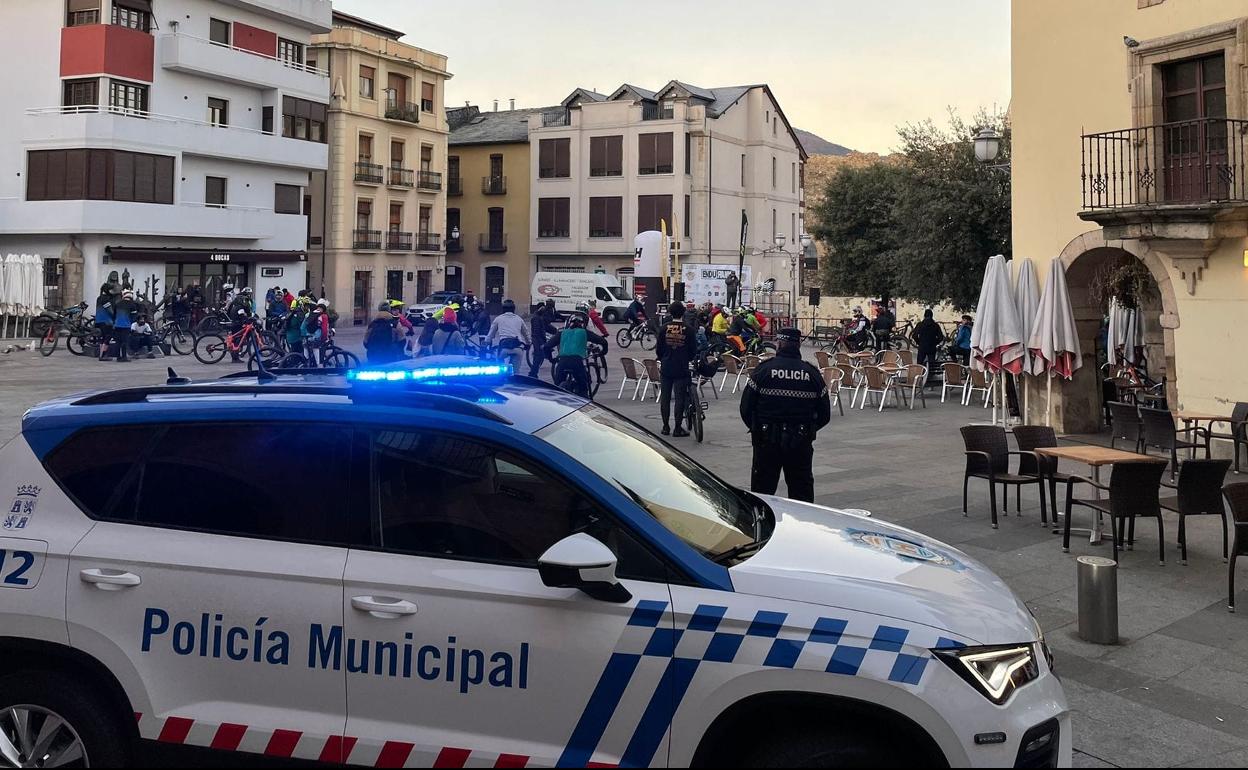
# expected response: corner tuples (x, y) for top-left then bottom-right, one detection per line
(1015, 259), (1040, 422)
(1107, 297), (1142, 367)
(1028, 257), (1083, 426)
(0, 254), (15, 338)
(970, 254), (1025, 426)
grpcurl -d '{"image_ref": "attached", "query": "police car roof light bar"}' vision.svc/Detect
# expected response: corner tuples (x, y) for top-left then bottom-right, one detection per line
(346, 363), (514, 383)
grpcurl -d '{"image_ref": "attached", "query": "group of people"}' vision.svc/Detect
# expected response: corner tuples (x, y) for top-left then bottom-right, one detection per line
(91, 283), (158, 362)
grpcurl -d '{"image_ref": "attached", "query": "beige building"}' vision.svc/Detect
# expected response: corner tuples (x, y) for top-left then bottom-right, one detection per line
(446, 104), (556, 307)
(1013, 0), (1248, 433)
(308, 11), (450, 326)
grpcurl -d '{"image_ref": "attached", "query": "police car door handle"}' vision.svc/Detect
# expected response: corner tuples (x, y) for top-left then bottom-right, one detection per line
(351, 596), (418, 619)
(79, 568), (142, 590)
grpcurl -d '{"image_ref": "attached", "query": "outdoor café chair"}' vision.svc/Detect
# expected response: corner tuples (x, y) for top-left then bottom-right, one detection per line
(1139, 406), (1210, 477)
(1064, 459), (1168, 564)
(1225, 483), (1248, 612)
(965, 367), (994, 408)
(1208, 402), (1248, 474)
(815, 350), (832, 369)
(897, 350), (915, 366)
(836, 365), (860, 409)
(1107, 402), (1144, 453)
(897, 364), (928, 410)
(640, 359), (662, 402)
(858, 365), (902, 412)
(1160, 459), (1231, 565)
(833, 352), (855, 370)
(618, 357), (646, 401)
(821, 366), (846, 416)
(719, 353), (747, 394)
(1012, 425), (1076, 527)
(960, 425), (1048, 529)
(941, 363), (968, 404)
(744, 354), (763, 381)
(877, 350), (903, 368)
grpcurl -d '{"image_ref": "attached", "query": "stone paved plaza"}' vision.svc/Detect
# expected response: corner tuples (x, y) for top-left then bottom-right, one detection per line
(2, 330), (1247, 768)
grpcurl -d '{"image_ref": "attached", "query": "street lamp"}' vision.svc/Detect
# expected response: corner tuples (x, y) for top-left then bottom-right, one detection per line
(974, 128), (1003, 164)
(450, 225), (461, 242)
(756, 233), (813, 323)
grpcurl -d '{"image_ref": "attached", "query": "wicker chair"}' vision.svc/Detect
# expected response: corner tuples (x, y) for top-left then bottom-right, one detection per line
(877, 350), (903, 368)
(960, 425), (1047, 528)
(640, 359), (662, 402)
(836, 365), (860, 409)
(618, 357), (646, 400)
(821, 367), (846, 416)
(858, 365), (902, 412)
(897, 350), (915, 366)
(941, 362), (967, 404)
(1064, 459), (1168, 564)
(1107, 402), (1144, 453)
(965, 367), (994, 408)
(1160, 459), (1231, 565)
(1139, 406), (1210, 477)
(719, 353), (747, 394)
(815, 350), (832, 369)
(1225, 483), (1248, 612)
(1208, 402), (1248, 474)
(833, 352), (855, 371)
(1012, 425), (1075, 527)
(896, 364), (928, 410)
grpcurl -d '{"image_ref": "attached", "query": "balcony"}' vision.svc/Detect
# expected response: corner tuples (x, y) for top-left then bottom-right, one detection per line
(386, 231), (413, 251)
(0, 199), (304, 243)
(353, 229), (382, 250)
(446, 236), (463, 253)
(542, 112), (570, 127)
(482, 176), (507, 195)
(447, 177), (463, 197)
(417, 170), (442, 191)
(480, 233), (508, 253)
(214, 0), (333, 32)
(158, 33), (328, 101)
(417, 233), (442, 252)
(388, 167), (414, 188)
(354, 161), (383, 184)
(641, 103), (674, 121)
(384, 97), (420, 125)
(61, 23), (154, 83)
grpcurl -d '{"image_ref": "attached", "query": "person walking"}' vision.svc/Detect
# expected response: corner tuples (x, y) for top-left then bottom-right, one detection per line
(93, 284), (115, 361)
(911, 308), (945, 373)
(655, 301), (698, 437)
(950, 315), (973, 366)
(111, 290), (140, 362)
(487, 299), (531, 372)
(528, 299), (558, 378)
(739, 328), (831, 503)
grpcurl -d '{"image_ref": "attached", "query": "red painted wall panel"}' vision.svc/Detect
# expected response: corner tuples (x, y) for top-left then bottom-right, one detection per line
(233, 22), (277, 58)
(61, 25), (154, 82)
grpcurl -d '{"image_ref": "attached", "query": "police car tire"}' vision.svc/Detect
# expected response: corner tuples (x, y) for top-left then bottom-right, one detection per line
(0, 670), (129, 767)
(744, 724), (911, 768)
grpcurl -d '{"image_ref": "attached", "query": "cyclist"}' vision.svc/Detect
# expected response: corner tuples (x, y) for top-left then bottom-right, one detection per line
(873, 301), (896, 350)
(487, 299), (531, 372)
(285, 297), (310, 356)
(623, 297), (647, 336)
(655, 302), (698, 437)
(111, 289), (139, 363)
(710, 304), (730, 345)
(528, 299), (559, 377)
(542, 314), (608, 396)
(949, 314), (973, 365)
(848, 306), (871, 352)
(585, 300), (609, 337)
(364, 302), (404, 365)
(727, 309), (751, 354)
(303, 300), (331, 365)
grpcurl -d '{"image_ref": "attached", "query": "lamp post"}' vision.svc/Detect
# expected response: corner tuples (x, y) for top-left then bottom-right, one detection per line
(973, 127), (1010, 172)
(756, 233), (813, 324)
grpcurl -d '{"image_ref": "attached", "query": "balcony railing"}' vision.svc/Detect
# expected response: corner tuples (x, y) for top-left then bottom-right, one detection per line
(447, 176), (463, 196)
(417, 170), (442, 191)
(446, 236), (463, 253)
(385, 97), (420, 124)
(542, 111), (570, 127)
(388, 167), (414, 188)
(354, 161), (383, 184)
(1081, 118), (1248, 210)
(353, 229), (381, 250)
(641, 103), (674, 121)
(386, 231), (413, 251)
(416, 233), (442, 251)
(480, 233), (508, 252)
(482, 176), (507, 195)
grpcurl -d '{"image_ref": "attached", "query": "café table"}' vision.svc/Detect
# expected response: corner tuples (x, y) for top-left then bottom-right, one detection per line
(1034, 445), (1167, 547)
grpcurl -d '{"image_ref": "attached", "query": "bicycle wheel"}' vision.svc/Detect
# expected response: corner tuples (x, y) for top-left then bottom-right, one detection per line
(324, 348), (360, 370)
(757, 342), (777, 355)
(276, 352), (308, 369)
(639, 328), (657, 351)
(687, 387), (705, 443)
(169, 327), (194, 356)
(193, 334), (228, 365)
(38, 328), (59, 357)
(246, 346), (284, 372)
(615, 328), (633, 349)
(66, 333), (91, 357)
(260, 330), (281, 351)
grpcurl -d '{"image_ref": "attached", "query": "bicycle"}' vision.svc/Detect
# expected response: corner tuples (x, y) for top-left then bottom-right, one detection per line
(616, 322), (656, 351)
(707, 334), (777, 359)
(154, 319), (194, 356)
(684, 362), (715, 444)
(552, 343), (607, 399)
(194, 317), (280, 367)
(193, 307), (232, 336)
(273, 331), (360, 371)
(34, 305), (91, 357)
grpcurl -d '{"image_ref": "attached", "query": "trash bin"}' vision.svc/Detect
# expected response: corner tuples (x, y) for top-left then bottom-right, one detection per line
(1077, 556), (1118, 645)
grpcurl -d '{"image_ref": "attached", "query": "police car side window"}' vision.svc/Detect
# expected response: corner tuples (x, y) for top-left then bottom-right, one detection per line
(373, 431), (669, 581)
(43, 426), (158, 518)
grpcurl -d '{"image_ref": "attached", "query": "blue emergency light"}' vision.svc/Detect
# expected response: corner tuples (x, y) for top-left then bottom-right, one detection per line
(346, 363), (514, 384)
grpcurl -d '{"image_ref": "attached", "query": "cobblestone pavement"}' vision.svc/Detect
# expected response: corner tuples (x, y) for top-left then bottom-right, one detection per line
(2, 330), (1247, 767)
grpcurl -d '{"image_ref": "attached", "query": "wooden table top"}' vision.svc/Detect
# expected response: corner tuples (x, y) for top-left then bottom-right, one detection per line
(1034, 446), (1167, 466)
(1174, 411), (1233, 423)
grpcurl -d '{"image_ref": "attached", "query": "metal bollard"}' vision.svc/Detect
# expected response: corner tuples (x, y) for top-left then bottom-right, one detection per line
(1077, 556), (1119, 645)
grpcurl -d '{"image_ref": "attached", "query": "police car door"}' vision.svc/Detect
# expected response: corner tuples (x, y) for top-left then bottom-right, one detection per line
(61, 423), (362, 762)
(341, 430), (678, 767)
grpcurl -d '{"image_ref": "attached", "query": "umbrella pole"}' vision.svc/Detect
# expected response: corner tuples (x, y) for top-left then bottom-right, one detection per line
(1046, 374), (1053, 428)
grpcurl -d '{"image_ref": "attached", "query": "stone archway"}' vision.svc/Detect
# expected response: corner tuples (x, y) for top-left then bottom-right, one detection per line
(1049, 231), (1181, 434)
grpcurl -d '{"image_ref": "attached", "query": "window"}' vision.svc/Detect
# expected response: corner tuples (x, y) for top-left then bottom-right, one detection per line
(277, 38), (303, 67)
(420, 144), (433, 173)
(773, 117), (778, 136)
(589, 196), (622, 238)
(42, 426), (151, 518)
(27, 149), (173, 204)
(275, 183), (301, 214)
(539, 138), (570, 178)
(684, 195), (691, 239)
(209, 18), (230, 45)
(66, 1), (100, 27)
(772, 156), (777, 188)
(489, 154), (503, 179)
(358, 134), (373, 163)
(359, 65), (375, 99)
(589, 135), (623, 177)
(772, 209), (777, 240)
(448, 155), (460, 179)
(389, 202), (403, 232)
(765, 110), (770, 125)
(207, 97), (228, 127)
(371, 431), (667, 578)
(306, 56), (317, 73)
(421, 81), (435, 112)
(111, 2), (150, 32)
(638, 132), (673, 175)
(205, 176), (226, 208)
(109, 80), (147, 114)
(281, 96), (327, 144)
(62, 79), (98, 108)
(685, 134), (691, 175)
(357, 199), (372, 229)
(390, 140), (404, 168)
(741, 154), (747, 187)
(637, 194), (672, 233)
(538, 197), (570, 238)
(792, 162), (796, 194)
(418, 205), (431, 235)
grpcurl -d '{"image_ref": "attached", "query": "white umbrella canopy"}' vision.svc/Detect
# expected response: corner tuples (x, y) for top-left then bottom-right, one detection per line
(0, 254), (9, 316)
(1028, 258), (1083, 425)
(970, 254), (1026, 375)
(27, 254), (45, 317)
(1107, 297), (1141, 366)
(1014, 259), (1041, 422)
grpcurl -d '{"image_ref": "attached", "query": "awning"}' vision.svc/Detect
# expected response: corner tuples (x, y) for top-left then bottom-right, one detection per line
(105, 248), (306, 264)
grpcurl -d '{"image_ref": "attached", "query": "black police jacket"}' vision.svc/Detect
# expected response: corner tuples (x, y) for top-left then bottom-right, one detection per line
(740, 350), (832, 437)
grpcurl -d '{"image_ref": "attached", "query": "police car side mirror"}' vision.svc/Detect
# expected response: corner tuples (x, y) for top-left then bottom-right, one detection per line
(538, 534), (632, 604)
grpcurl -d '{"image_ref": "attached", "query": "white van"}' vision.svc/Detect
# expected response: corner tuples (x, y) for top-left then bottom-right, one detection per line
(531, 272), (632, 323)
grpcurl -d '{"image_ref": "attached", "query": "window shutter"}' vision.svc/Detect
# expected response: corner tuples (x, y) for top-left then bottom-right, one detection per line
(310, 101), (327, 123)
(275, 184), (301, 214)
(556, 139), (569, 177)
(112, 152), (135, 201)
(639, 135), (655, 174)
(64, 149), (88, 200)
(610, 197), (622, 234)
(26, 151), (49, 201)
(46, 150), (67, 200)
(68, 0), (100, 11)
(422, 82), (434, 101)
(610, 136), (622, 175)
(590, 138), (603, 175)
(154, 155), (174, 203)
(557, 198), (569, 234)
(657, 133), (673, 173)
(133, 153), (155, 203)
(87, 150), (108, 199)
(589, 198), (602, 234)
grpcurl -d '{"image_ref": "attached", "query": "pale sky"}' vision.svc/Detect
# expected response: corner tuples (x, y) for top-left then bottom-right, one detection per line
(332, 0), (1010, 155)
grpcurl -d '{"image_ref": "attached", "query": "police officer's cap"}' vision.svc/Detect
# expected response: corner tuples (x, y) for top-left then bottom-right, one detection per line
(776, 328), (802, 345)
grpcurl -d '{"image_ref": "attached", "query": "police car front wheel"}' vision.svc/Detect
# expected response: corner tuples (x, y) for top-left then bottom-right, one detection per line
(0, 671), (128, 768)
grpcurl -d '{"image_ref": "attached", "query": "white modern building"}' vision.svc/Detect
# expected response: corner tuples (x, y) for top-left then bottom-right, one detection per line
(527, 81), (807, 299)
(0, 0), (331, 308)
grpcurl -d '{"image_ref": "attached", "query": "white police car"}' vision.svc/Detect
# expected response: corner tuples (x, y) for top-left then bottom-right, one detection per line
(0, 359), (1069, 767)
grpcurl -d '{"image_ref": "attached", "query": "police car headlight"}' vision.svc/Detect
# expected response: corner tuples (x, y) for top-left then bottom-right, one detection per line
(934, 644), (1040, 705)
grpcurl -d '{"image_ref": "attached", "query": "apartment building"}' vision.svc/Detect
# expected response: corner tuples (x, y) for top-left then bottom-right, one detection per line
(1012, 0), (1248, 431)
(0, 0), (331, 308)
(306, 11), (450, 326)
(528, 81), (806, 295)
(446, 104), (560, 308)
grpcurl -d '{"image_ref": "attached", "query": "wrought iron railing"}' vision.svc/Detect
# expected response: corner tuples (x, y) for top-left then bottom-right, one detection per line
(388, 167), (413, 188)
(353, 229), (381, 250)
(447, 177), (463, 196)
(384, 96), (420, 124)
(416, 233), (442, 251)
(446, 236), (463, 253)
(354, 161), (383, 184)
(642, 103), (673, 121)
(417, 170), (442, 191)
(386, 231), (412, 251)
(479, 233), (508, 252)
(1081, 118), (1248, 210)
(482, 176), (507, 195)
(542, 111), (570, 127)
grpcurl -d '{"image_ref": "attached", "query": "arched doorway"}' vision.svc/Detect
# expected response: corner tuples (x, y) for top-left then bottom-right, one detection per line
(1053, 232), (1180, 434)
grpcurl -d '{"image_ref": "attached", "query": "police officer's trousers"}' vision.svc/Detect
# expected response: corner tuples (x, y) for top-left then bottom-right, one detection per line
(751, 442), (815, 503)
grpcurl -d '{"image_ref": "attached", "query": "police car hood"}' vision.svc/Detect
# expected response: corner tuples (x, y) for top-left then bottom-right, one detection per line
(728, 497), (1039, 646)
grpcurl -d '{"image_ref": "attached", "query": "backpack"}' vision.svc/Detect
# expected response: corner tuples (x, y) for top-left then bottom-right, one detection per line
(364, 317), (396, 350)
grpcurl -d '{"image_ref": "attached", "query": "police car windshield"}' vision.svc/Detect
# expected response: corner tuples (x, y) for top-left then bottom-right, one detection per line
(537, 405), (758, 557)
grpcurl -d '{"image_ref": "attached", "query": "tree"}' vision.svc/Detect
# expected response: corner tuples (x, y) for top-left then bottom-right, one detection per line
(811, 110), (1010, 310)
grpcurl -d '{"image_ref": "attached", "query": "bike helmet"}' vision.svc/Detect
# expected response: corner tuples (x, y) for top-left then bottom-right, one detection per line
(241, 287), (253, 295)
(568, 315), (586, 329)
(575, 302), (590, 314)
(222, 283), (234, 292)
(317, 299), (329, 308)
(378, 302), (391, 312)
(388, 299), (405, 309)
(502, 299), (517, 313)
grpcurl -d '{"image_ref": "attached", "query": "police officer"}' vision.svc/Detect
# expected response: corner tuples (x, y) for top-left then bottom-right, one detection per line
(739, 328), (831, 503)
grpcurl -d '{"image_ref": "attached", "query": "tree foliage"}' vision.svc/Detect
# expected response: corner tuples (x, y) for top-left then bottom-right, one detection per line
(811, 110), (1011, 310)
